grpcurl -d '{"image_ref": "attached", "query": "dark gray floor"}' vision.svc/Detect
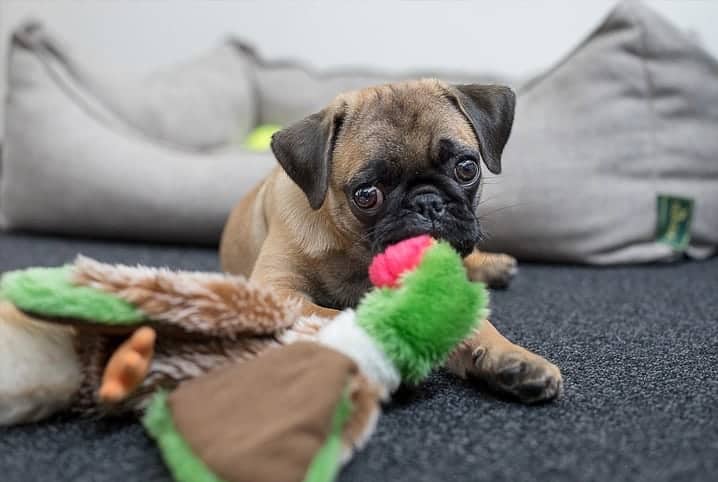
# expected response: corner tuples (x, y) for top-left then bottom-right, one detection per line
(0, 231), (716, 482)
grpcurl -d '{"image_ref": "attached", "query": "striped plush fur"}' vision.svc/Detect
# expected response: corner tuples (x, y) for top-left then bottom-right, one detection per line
(73, 256), (301, 338)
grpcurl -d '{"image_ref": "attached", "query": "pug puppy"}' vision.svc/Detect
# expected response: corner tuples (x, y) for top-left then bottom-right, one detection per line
(221, 79), (562, 403)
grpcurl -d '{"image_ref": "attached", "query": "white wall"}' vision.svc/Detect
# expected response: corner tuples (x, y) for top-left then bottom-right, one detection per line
(1, 0), (717, 135)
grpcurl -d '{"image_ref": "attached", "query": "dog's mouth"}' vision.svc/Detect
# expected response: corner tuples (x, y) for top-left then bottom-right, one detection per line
(373, 221), (477, 258)
(368, 187), (481, 258)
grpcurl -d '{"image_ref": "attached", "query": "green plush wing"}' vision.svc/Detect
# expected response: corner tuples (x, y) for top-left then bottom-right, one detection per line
(143, 392), (226, 482)
(144, 387), (354, 482)
(356, 241), (488, 384)
(0, 266), (146, 324)
(302, 388), (353, 482)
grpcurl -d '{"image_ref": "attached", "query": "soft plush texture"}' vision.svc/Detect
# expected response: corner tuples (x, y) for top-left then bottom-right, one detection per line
(303, 389), (354, 482)
(0, 266), (146, 324)
(142, 392), (223, 482)
(148, 342), (359, 482)
(72, 255), (300, 337)
(317, 310), (401, 396)
(368, 234), (433, 288)
(145, 387), (354, 482)
(357, 241), (486, 384)
(479, 0), (718, 263)
(0, 300), (82, 425)
(144, 354), (355, 482)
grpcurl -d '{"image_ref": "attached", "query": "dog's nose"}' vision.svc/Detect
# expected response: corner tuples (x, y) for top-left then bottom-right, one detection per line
(413, 192), (445, 220)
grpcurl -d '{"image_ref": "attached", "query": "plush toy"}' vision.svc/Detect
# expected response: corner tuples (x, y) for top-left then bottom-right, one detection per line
(0, 235), (488, 482)
(141, 235), (488, 482)
(0, 255), (304, 412)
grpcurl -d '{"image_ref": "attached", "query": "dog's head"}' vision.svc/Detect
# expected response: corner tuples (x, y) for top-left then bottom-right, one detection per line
(271, 79), (515, 257)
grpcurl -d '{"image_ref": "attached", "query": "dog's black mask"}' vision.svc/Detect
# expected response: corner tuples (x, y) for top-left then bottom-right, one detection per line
(347, 139), (483, 257)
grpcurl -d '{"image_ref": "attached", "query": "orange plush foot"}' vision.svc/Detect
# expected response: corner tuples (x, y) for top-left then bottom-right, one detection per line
(98, 327), (156, 404)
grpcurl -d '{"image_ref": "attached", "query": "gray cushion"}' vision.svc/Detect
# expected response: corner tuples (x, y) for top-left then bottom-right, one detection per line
(478, 1), (718, 263)
(0, 24), (275, 244)
(0, 23), (501, 246)
(75, 43), (257, 151)
(15, 23), (257, 151)
(2, 2), (716, 262)
(237, 41), (504, 126)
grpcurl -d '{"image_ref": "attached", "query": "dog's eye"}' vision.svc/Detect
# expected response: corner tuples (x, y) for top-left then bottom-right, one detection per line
(454, 159), (479, 184)
(353, 185), (384, 211)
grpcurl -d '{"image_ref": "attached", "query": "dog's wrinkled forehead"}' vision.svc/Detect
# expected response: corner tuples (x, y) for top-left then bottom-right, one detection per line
(332, 80), (479, 182)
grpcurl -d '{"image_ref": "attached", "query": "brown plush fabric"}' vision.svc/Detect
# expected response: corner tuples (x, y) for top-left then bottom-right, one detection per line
(72, 256), (301, 338)
(72, 332), (119, 413)
(69, 332), (290, 415)
(341, 373), (381, 455)
(116, 334), (286, 414)
(24, 294), (337, 416)
(168, 341), (359, 482)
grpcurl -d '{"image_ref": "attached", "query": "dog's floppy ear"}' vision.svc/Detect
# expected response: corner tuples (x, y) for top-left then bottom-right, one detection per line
(449, 84), (516, 175)
(271, 107), (344, 210)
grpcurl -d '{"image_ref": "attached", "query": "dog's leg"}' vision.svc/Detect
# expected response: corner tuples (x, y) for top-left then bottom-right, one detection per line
(248, 238), (342, 321)
(220, 182), (268, 278)
(0, 301), (82, 425)
(447, 251), (562, 403)
(446, 320), (562, 403)
(463, 249), (518, 289)
(272, 289), (340, 319)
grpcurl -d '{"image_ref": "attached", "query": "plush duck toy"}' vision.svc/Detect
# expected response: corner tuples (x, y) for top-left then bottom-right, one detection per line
(142, 235), (487, 482)
(0, 236), (488, 482)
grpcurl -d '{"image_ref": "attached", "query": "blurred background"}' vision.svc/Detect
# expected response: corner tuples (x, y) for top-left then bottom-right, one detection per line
(2, 0), (717, 111)
(0, 0), (716, 263)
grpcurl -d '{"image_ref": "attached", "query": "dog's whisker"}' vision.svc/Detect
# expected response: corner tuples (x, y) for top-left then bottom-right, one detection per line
(478, 202), (523, 219)
(476, 194), (507, 206)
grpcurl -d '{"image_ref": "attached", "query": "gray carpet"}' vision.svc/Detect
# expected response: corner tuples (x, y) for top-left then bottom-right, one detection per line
(0, 231), (716, 482)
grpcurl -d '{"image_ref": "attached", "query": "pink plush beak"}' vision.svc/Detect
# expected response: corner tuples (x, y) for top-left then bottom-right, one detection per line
(368, 235), (435, 288)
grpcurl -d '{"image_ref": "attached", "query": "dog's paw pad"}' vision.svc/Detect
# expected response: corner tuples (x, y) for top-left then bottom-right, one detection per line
(477, 351), (563, 404)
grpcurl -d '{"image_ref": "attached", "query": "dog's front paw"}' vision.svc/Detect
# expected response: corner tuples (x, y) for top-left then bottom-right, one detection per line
(472, 345), (563, 404)
(465, 253), (518, 289)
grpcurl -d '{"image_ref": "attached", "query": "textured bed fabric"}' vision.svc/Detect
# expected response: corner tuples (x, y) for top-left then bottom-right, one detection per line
(238, 41), (502, 127)
(0, 21), (498, 247)
(2, 2), (716, 263)
(0, 25), (276, 244)
(479, 0), (718, 263)
(0, 231), (716, 482)
(12, 23), (257, 151)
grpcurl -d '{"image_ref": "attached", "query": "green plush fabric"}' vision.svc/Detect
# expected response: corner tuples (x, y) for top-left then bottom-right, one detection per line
(0, 266), (146, 323)
(356, 242), (487, 384)
(143, 392), (225, 482)
(303, 388), (354, 482)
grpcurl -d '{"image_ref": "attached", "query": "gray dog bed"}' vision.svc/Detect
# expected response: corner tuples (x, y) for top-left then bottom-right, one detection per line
(2, 1), (716, 262)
